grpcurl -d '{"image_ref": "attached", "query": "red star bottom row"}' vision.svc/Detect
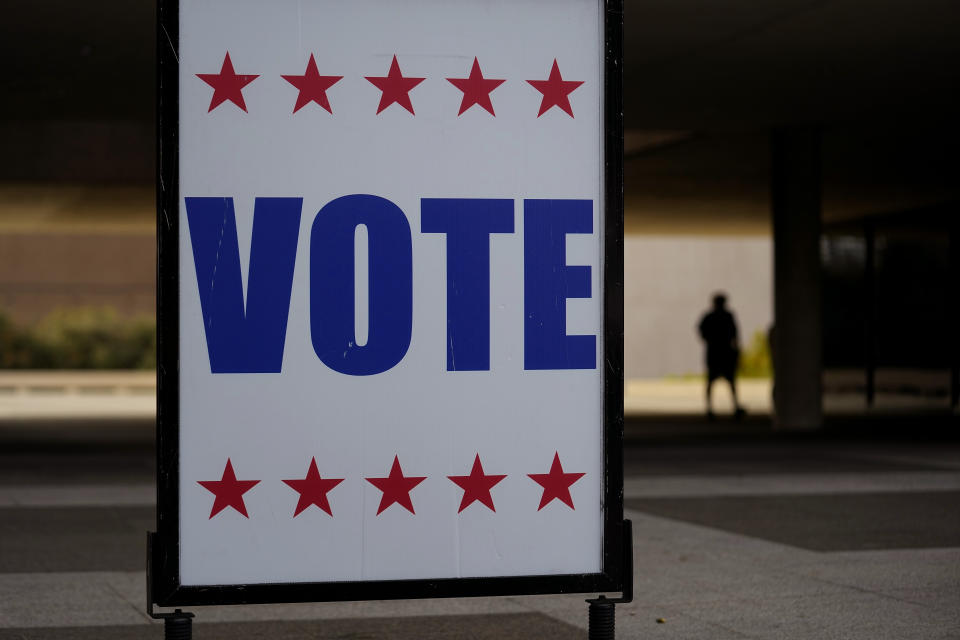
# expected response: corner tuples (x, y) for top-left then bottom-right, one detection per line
(196, 453), (586, 519)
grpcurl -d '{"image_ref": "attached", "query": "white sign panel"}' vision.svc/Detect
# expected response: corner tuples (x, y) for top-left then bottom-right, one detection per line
(159, 0), (619, 598)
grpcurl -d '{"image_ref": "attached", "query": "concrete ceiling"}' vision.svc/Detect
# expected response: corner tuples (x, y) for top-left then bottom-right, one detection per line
(624, 123), (960, 235)
(622, 0), (960, 233)
(3, 0), (957, 127)
(624, 0), (960, 129)
(1, 0), (957, 234)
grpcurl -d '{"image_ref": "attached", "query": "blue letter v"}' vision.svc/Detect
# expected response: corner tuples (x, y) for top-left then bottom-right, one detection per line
(186, 197), (302, 373)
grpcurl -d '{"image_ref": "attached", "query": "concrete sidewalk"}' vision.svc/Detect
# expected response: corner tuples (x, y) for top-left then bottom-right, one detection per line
(1, 372), (759, 421)
(0, 371), (155, 422)
(2, 372), (959, 638)
(1, 426), (958, 638)
(626, 378), (771, 415)
(3, 373), (952, 425)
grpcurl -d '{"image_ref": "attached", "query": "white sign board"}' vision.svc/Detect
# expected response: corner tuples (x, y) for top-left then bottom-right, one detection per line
(155, 0), (624, 604)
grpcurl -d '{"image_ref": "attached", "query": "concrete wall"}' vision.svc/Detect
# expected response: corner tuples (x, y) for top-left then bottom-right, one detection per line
(1, 229), (771, 380)
(0, 233), (155, 325)
(624, 234), (772, 379)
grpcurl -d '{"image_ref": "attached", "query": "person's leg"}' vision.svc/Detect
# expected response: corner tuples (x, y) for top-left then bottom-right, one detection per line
(705, 374), (716, 418)
(728, 374), (746, 418)
(728, 375), (740, 409)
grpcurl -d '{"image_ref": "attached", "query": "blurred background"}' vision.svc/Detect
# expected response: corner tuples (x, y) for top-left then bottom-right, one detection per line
(1, 0), (958, 427)
(1, 1), (958, 637)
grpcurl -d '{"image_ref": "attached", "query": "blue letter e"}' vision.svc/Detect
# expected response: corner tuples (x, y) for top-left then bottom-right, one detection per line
(523, 199), (596, 370)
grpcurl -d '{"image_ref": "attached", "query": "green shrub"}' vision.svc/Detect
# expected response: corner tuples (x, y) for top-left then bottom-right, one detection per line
(0, 307), (155, 370)
(738, 329), (772, 378)
(0, 313), (47, 368)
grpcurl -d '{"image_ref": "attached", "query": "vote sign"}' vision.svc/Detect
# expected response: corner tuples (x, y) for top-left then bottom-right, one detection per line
(153, 0), (625, 605)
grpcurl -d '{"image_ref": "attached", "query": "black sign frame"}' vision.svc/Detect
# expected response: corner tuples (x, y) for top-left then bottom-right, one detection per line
(152, 0), (625, 607)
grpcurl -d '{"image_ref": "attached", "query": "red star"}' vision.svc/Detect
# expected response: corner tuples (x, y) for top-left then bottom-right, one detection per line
(196, 52), (259, 113)
(365, 455), (427, 515)
(526, 59), (584, 118)
(282, 457), (344, 517)
(365, 55), (425, 115)
(448, 454), (507, 513)
(446, 57), (506, 116)
(197, 459), (260, 518)
(528, 452), (585, 510)
(281, 54), (343, 114)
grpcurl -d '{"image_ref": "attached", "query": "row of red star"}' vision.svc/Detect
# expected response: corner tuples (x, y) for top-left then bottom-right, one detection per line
(198, 453), (585, 519)
(197, 52), (585, 117)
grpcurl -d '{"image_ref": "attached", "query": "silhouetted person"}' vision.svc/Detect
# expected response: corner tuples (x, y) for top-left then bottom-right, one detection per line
(698, 293), (745, 419)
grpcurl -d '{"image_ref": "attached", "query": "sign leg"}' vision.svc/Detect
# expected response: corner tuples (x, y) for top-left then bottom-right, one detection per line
(588, 595), (616, 640)
(148, 532), (195, 639)
(585, 519), (633, 639)
(163, 611), (194, 640)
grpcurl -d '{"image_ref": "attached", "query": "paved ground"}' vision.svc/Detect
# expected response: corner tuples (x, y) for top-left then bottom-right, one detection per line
(3, 373), (954, 422)
(0, 412), (958, 639)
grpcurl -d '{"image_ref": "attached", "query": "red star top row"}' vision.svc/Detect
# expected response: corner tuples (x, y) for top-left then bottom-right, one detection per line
(197, 452), (586, 519)
(196, 52), (585, 118)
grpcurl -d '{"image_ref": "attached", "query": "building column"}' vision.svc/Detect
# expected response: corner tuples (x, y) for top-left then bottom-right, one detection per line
(771, 127), (823, 430)
(864, 223), (876, 407)
(951, 221), (959, 410)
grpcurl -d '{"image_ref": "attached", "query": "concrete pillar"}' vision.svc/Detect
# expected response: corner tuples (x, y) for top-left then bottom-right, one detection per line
(951, 221), (959, 410)
(771, 128), (823, 430)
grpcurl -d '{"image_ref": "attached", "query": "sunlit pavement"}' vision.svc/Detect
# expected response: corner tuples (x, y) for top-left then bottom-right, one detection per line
(1, 378), (959, 638)
(3, 372), (952, 423)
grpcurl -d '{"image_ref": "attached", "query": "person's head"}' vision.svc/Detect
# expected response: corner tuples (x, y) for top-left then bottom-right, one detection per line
(712, 292), (727, 310)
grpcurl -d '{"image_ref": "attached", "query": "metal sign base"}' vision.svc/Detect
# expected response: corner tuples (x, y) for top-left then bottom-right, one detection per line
(148, 520), (632, 639)
(586, 519), (633, 640)
(147, 533), (195, 639)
